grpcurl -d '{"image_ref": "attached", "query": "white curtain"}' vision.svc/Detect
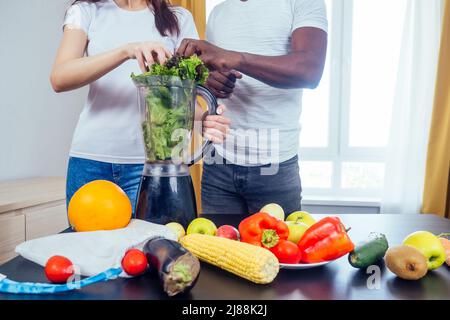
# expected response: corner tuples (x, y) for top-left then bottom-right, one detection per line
(380, 0), (444, 214)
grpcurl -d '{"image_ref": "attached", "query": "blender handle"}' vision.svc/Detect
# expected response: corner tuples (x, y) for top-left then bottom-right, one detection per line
(188, 85), (219, 166)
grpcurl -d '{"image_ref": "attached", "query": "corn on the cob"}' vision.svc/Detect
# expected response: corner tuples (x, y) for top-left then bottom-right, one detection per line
(180, 234), (279, 284)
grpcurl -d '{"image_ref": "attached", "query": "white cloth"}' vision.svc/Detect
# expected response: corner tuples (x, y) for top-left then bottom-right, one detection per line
(380, 0), (444, 214)
(15, 220), (177, 277)
(63, 0), (199, 164)
(207, 0), (328, 166)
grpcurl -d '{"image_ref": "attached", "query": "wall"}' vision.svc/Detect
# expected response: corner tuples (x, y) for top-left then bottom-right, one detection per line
(0, 0), (87, 181)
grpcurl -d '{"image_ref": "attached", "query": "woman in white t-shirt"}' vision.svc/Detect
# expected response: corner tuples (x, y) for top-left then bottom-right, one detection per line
(51, 0), (230, 215)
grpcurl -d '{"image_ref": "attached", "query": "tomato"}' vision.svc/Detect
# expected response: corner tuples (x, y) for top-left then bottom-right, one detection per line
(269, 240), (302, 264)
(121, 249), (148, 276)
(45, 255), (75, 284)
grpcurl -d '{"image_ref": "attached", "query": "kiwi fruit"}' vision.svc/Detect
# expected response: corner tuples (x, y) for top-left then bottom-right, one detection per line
(385, 245), (428, 280)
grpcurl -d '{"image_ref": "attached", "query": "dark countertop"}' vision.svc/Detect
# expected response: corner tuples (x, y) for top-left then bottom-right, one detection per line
(1, 214), (449, 300)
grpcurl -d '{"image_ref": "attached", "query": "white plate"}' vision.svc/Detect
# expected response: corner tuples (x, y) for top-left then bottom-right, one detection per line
(279, 261), (332, 270)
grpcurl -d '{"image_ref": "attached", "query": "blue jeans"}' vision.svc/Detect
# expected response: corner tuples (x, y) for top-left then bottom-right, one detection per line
(66, 157), (144, 216)
(201, 150), (302, 215)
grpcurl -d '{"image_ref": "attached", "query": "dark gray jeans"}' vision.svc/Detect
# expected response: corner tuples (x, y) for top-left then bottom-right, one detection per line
(201, 149), (302, 215)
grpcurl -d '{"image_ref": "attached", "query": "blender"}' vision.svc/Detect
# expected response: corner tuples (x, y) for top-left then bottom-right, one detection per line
(133, 75), (218, 228)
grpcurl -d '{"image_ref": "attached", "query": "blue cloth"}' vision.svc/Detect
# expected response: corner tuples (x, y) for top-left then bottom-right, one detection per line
(202, 150), (302, 215)
(66, 157), (144, 216)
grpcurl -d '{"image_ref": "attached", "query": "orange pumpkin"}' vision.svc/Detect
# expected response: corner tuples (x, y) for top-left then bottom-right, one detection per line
(68, 180), (132, 232)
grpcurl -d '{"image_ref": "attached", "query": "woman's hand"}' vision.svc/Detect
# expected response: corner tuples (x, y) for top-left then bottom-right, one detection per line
(51, 30), (173, 92)
(124, 42), (173, 73)
(203, 105), (231, 144)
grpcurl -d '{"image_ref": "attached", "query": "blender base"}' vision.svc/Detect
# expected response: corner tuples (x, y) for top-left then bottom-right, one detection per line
(135, 174), (197, 229)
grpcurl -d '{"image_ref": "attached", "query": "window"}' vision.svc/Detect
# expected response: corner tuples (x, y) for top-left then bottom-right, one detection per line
(205, 0), (408, 200)
(300, 0), (407, 199)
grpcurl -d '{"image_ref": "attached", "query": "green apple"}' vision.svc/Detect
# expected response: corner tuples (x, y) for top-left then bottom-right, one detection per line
(286, 211), (316, 227)
(165, 222), (186, 241)
(260, 203), (285, 221)
(403, 231), (446, 270)
(286, 221), (309, 244)
(186, 218), (217, 236)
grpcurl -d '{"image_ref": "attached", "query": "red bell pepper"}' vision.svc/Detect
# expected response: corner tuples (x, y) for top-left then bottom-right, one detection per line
(238, 212), (289, 249)
(298, 217), (354, 263)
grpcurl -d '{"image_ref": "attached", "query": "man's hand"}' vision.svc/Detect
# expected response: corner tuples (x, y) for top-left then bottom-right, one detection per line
(206, 70), (243, 99)
(178, 28), (327, 89)
(177, 39), (242, 72)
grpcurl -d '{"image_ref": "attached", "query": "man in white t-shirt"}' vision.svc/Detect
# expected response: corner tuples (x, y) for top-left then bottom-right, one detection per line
(178, 0), (328, 215)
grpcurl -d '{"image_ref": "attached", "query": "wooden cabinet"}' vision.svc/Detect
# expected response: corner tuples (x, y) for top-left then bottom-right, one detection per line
(0, 178), (68, 264)
(0, 212), (25, 264)
(24, 201), (68, 241)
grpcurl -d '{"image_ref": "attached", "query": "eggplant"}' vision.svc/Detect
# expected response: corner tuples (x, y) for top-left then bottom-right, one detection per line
(143, 237), (200, 297)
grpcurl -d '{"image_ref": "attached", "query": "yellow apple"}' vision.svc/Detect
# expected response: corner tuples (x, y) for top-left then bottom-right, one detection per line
(260, 203), (285, 221)
(286, 221), (309, 244)
(403, 231), (446, 270)
(286, 211), (316, 227)
(165, 222), (186, 241)
(186, 218), (217, 236)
